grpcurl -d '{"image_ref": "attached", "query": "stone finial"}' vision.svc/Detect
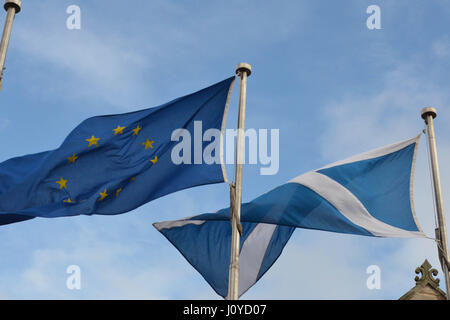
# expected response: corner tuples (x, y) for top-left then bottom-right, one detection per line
(399, 259), (446, 300)
(414, 259), (440, 289)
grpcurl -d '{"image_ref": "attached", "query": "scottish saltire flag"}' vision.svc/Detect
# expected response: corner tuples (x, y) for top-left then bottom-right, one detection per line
(154, 219), (295, 298)
(0, 77), (235, 226)
(154, 135), (425, 298)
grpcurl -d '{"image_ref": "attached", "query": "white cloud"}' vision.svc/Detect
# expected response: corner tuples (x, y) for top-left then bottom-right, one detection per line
(15, 30), (149, 109)
(9, 1), (307, 111)
(12, 231), (201, 299)
(11, 4), (150, 110)
(319, 64), (450, 161)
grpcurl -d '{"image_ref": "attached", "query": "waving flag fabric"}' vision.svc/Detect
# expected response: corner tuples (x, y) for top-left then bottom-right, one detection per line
(154, 135), (425, 298)
(154, 219), (295, 298)
(0, 77), (235, 226)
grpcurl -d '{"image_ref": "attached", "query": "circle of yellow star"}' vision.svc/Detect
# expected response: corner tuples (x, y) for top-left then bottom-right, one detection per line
(86, 135), (100, 147)
(132, 125), (142, 136)
(142, 138), (154, 150)
(56, 177), (68, 189)
(67, 153), (78, 163)
(113, 125), (126, 135)
(98, 189), (108, 201)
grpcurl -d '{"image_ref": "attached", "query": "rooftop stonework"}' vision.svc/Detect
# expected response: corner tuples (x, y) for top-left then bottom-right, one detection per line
(399, 259), (447, 300)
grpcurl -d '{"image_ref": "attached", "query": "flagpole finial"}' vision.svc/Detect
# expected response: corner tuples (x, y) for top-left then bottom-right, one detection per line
(422, 107), (437, 120)
(4, 0), (21, 13)
(236, 63), (251, 77)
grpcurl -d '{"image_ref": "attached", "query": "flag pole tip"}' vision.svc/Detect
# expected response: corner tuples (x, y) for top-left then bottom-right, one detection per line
(4, 0), (21, 13)
(236, 63), (251, 77)
(421, 107), (437, 120)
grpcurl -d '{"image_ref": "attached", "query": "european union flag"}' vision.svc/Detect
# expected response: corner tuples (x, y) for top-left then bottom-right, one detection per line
(0, 77), (235, 226)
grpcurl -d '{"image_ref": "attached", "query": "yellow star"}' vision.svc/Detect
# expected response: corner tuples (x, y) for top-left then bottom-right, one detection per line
(113, 125), (126, 135)
(142, 138), (154, 150)
(56, 177), (68, 189)
(64, 198), (75, 203)
(132, 125), (142, 136)
(98, 189), (108, 201)
(115, 188), (122, 197)
(67, 153), (78, 163)
(130, 177), (136, 181)
(150, 156), (158, 164)
(86, 135), (100, 147)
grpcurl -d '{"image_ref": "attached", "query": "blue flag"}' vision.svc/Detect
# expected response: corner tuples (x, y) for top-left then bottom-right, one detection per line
(185, 134), (426, 237)
(0, 77), (235, 226)
(154, 135), (426, 298)
(153, 219), (295, 298)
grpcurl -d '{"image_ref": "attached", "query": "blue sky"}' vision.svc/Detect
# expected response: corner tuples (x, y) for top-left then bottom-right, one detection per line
(0, 0), (450, 299)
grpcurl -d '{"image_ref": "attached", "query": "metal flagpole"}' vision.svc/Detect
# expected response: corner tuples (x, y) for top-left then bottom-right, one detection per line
(0, 0), (21, 92)
(227, 62), (251, 300)
(421, 107), (450, 300)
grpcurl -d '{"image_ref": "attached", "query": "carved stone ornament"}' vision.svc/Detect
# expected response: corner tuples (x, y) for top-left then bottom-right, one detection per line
(414, 259), (440, 289)
(399, 259), (447, 300)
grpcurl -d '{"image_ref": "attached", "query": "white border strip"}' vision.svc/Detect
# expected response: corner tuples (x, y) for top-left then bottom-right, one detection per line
(317, 135), (421, 171)
(238, 223), (277, 297)
(409, 133), (424, 233)
(153, 217), (205, 231)
(220, 77), (236, 183)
